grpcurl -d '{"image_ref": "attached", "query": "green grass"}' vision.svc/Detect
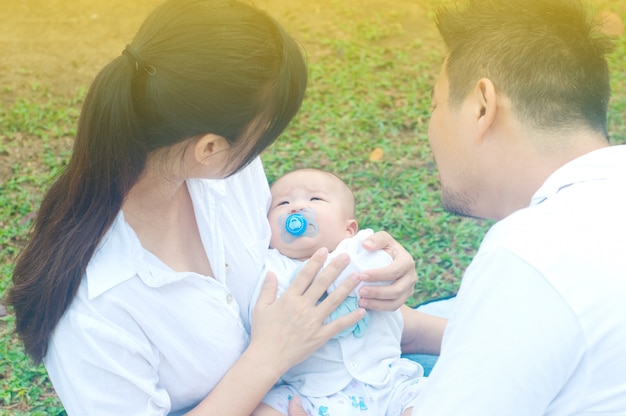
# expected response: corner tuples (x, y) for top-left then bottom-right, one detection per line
(0, 96), (78, 415)
(1, 1), (626, 413)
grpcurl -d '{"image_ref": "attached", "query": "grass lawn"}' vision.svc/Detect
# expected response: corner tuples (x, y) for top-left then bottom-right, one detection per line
(0, 0), (625, 413)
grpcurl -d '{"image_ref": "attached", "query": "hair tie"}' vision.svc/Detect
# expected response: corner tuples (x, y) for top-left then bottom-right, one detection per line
(122, 44), (156, 76)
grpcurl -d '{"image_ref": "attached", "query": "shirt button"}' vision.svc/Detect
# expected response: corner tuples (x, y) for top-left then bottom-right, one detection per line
(226, 293), (234, 304)
(225, 262), (230, 271)
(349, 361), (358, 370)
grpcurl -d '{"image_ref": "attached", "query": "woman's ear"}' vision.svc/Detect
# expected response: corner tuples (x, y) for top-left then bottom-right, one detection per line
(474, 77), (498, 142)
(193, 134), (230, 165)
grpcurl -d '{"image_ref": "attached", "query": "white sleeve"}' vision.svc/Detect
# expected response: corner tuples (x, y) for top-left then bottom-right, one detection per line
(46, 310), (170, 416)
(327, 229), (392, 293)
(412, 248), (585, 415)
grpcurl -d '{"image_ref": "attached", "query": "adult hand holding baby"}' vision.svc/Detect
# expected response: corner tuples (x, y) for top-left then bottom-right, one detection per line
(250, 247), (365, 376)
(358, 231), (418, 310)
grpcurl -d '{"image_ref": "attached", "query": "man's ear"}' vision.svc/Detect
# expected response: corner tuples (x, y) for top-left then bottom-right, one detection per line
(345, 219), (358, 237)
(193, 134), (230, 165)
(473, 78), (498, 142)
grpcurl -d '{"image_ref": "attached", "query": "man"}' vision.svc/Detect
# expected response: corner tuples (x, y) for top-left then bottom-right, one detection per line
(291, 0), (625, 414)
(412, 0), (626, 414)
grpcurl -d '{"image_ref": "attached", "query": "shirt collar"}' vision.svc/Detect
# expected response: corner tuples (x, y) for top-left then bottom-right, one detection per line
(530, 145), (626, 206)
(86, 179), (227, 299)
(86, 211), (144, 299)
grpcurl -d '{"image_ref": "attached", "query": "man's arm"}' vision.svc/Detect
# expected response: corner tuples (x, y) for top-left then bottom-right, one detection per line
(401, 306), (447, 355)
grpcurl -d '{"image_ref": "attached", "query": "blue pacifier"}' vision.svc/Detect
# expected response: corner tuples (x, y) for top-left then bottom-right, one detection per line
(279, 208), (319, 243)
(286, 213), (308, 236)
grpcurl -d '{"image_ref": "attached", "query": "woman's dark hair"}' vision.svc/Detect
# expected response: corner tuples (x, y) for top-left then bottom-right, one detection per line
(436, 0), (614, 136)
(9, 0), (307, 363)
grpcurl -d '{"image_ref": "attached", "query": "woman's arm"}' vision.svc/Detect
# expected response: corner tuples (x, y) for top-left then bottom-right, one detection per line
(186, 248), (365, 415)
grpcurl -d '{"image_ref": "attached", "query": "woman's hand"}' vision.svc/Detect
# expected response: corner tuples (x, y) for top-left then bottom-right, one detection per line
(249, 247), (366, 377)
(358, 231), (418, 311)
(188, 251), (364, 416)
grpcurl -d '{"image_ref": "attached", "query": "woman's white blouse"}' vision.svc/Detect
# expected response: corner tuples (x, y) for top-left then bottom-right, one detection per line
(44, 158), (272, 415)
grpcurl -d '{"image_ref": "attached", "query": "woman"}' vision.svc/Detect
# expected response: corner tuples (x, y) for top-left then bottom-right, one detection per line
(9, 0), (441, 414)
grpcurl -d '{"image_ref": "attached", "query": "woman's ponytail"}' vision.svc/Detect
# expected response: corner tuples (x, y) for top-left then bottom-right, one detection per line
(9, 56), (148, 363)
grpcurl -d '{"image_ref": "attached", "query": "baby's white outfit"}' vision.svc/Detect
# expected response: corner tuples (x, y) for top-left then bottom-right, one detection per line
(250, 230), (424, 415)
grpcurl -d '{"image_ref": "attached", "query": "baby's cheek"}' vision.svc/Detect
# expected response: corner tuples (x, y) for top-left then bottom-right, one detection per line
(269, 229), (287, 252)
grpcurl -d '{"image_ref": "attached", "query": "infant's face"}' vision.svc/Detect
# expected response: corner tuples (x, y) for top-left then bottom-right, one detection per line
(268, 170), (356, 260)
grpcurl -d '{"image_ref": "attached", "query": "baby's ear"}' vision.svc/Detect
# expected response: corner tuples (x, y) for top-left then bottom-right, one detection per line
(346, 219), (358, 237)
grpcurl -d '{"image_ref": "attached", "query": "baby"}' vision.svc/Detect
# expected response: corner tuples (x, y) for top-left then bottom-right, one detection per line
(251, 168), (424, 416)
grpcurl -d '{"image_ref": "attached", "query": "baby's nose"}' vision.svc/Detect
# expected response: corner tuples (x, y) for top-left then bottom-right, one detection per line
(289, 202), (306, 213)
